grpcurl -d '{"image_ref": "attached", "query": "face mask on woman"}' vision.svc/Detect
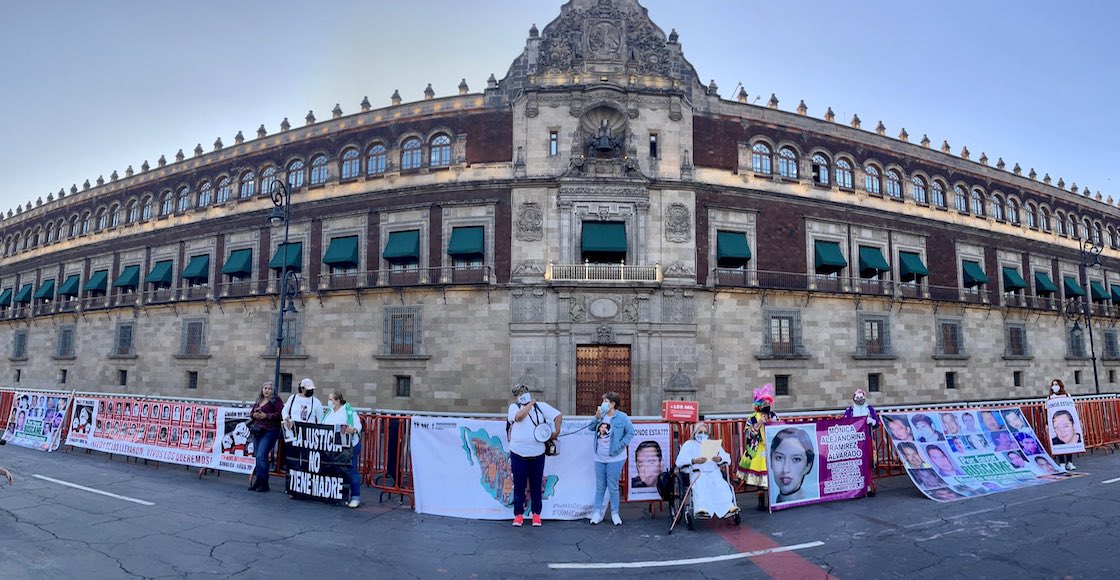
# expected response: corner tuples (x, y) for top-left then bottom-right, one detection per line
(600, 401), (611, 415)
(1051, 385), (1060, 393)
(517, 393), (532, 405)
(695, 432), (708, 442)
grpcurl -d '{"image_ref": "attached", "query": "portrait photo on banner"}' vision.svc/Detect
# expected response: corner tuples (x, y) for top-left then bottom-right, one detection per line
(1046, 398), (1086, 454)
(626, 424), (670, 502)
(767, 423), (820, 507)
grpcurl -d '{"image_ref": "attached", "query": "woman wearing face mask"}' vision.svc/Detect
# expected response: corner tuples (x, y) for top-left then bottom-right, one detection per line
(738, 384), (778, 511)
(675, 422), (737, 519)
(322, 391), (362, 508)
(584, 392), (634, 525)
(1047, 379), (1076, 470)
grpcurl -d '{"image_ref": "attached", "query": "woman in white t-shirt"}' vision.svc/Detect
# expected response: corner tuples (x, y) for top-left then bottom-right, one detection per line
(322, 391), (362, 508)
(585, 391), (633, 526)
(283, 378), (324, 434)
(506, 384), (562, 527)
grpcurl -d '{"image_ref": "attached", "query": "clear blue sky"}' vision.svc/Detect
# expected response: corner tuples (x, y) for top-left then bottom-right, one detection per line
(1, 0), (1117, 212)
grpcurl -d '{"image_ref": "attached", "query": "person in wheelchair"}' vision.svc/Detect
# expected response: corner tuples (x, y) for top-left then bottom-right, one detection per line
(674, 422), (739, 518)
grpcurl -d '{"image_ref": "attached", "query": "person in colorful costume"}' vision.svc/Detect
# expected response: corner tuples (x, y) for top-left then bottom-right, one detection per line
(738, 384), (777, 510)
(843, 388), (881, 496)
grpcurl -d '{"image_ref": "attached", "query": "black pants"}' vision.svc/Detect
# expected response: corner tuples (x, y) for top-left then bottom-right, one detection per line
(510, 452), (546, 516)
(1055, 454), (1072, 464)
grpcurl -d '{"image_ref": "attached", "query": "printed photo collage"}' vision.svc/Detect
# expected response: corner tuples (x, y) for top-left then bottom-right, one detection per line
(93, 398), (218, 453)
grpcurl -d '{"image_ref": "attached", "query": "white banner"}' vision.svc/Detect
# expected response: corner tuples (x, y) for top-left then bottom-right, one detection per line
(2, 391), (70, 452)
(626, 423), (671, 502)
(1045, 397), (1086, 454)
(410, 416), (597, 520)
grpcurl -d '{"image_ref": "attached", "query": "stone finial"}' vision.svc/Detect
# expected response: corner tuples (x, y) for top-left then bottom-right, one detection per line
(1028, 168), (1037, 180)
(941, 140), (951, 153)
(95, 175), (104, 186)
(305, 110), (316, 125)
(234, 131), (245, 145)
(258, 125), (268, 138)
(110, 170), (119, 181)
(280, 118), (290, 131)
(15, 205), (22, 214)
(668, 28), (679, 43)
(1012, 163), (1021, 175)
(192, 143), (202, 156)
(5, 210), (10, 218)
(360, 96), (371, 111)
(1043, 173), (1051, 185)
(898, 128), (909, 142)
(142, 160), (151, 172)
(707, 79), (719, 96)
(487, 73), (498, 89)
(214, 137), (223, 151)
(125, 165), (134, 177)
(996, 158), (1006, 170)
(825, 107), (835, 122)
(529, 23), (539, 38)
(960, 146), (969, 160)
(423, 83), (435, 100)
(767, 93), (779, 108)
(920, 134), (930, 147)
(1109, 196), (1115, 205)
(1071, 182), (1079, 193)
(1096, 191), (1103, 201)
(70, 184), (78, 194)
(736, 87), (748, 103)
(391, 89), (402, 105)
(158, 155), (167, 167)
(979, 152), (988, 165)
(458, 79), (469, 95)
(332, 103), (342, 118)
(47, 192), (54, 202)
(58, 187), (65, 198)
(83, 179), (91, 190)
(1058, 178), (1065, 189)
(24, 202), (31, 212)
(850, 114), (861, 129)
(175, 149), (185, 162)
(797, 100), (807, 115)
(36, 196), (42, 206)
(875, 121), (886, 135)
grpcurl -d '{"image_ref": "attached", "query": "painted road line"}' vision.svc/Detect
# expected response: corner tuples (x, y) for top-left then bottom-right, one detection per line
(33, 474), (155, 506)
(905, 492), (1068, 529)
(548, 541), (825, 570)
(1102, 476), (1120, 484)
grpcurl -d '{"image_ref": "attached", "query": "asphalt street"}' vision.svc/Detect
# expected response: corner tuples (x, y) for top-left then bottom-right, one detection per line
(1, 443), (1117, 579)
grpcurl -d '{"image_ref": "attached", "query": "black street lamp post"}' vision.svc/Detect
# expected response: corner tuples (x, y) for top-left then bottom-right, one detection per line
(270, 181), (299, 394)
(1064, 236), (1104, 395)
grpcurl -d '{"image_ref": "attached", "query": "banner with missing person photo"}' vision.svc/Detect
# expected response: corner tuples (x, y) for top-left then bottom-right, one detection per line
(766, 417), (873, 511)
(882, 407), (1070, 502)
(1045, 398), (1086, 455)
(2, 390), (71, 452)
(284, 421), (354, 503)
(626, 423), (671, 502)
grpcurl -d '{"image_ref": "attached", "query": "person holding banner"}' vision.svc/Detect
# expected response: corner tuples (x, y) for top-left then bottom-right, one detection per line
(586, 391), (634, 526)
(675, 422), (737, 518)
(507, 384), (562, 527)
(248, 381), (284, 492)
(738, 384), (777, 511)
(843, 389), (880, 496)
(323, 391), (363, 508)
(1047, 379), (1077, 470)
(283, 378), (324, 434)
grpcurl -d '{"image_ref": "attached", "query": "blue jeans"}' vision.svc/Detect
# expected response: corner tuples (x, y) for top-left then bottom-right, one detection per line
(252, 428), (279, 486)
(349, 440), (362, 500)
(594, 460), (624, 514)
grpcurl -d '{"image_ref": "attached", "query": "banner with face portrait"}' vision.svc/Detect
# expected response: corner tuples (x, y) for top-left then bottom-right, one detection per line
(882, 407), (1070, 502)
(63, 395), (252, 474)
(2, 390), (71, 452)
(410, 416), (597, 520)
(627, 423), (671, 502)
(766, 417), (872, 511)
(1045, 397), (1086, 454)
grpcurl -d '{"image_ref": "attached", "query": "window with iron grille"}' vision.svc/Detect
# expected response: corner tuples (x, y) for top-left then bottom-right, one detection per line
(187, 371), (199, 390)
(1074, 370), (1082, 385)
(270, 312), (302, 356)
(1004, 323), (1030, 358)
(857, 314), (892, 357)
(936, 319), (965, 357)
(12, 330), (27, 359)
(1067, 325), (1087, 358)
(1103, 329), (1120, 360)
(279, 373), (293, 394)
(180, 318), (207, 356)
(868, 373), (882, 393)
(58, 369), (67, 384)
(56, 325), (75, 358)
(1013, 371), (1022, 387)
(945, 371), (957, 389)
(114, 322), (135, 356)
(395, 375), (412, 397)
(384, 306), (422, 356)
(763, 309), (805, 357)
(774, 374), (791, 396)
(118, 370), (128, 386)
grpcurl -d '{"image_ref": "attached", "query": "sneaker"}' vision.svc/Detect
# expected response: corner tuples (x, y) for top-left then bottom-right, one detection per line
(696, 510), (710, 519)
(1067, 462), (1077, 471)
(531, 514), (542, 527)
(512, 515), (524, 527)
(589, 511), (603, 525)
(347, 499), (360, 508)
(611, 513), (622, 526)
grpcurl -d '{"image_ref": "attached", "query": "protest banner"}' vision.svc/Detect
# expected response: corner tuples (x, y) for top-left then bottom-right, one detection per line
(410, 416), (597, 520)
(882, 407), (1069, 502)
(2, 390), (70, 452)
(283, 422), (354, 503)
(766, 417), (872, 511)
(1045, 397), (1086, 455)
(627, 423), (671, 501)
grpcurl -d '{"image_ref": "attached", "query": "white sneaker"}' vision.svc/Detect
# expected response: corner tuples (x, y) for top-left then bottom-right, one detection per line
(589, 511), (603, 525)
(347, 499), (360, 508)
(611, 513), (622, 526)
(1067, 462), (1077, 471)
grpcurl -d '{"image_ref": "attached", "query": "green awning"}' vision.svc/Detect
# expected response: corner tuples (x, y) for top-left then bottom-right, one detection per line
(383, 231), (420, 262)
(716, 231), (752, 262)
(447, 227), (484, 258)
(858, 246), (890, 277)
(323, 236), (360, 267)
(962, 261), (989, 288)
(898, 251), (928, 282)
(114, 265), (140, 289)
(33, 279), (55, 300)
(581, 222), (627, 254)
(181, 255), (210, 283)
(1091, 281), (1109, 302)
(84, 270), (108, 292)
(0, 289), (11, 307)
(58, 275), (81, 297)
(221, 249), (253, 276)
(1034, 272), (1058, 294)
(1001, 267), (1028, 291)
(14, 284), (33, 304)
(146, 260), (173, 285)
(814, 240), (847, 274)
(269, 242), (303, 271)
(1111, 286), (1120, 303)
(1063, 276), (1085, 297)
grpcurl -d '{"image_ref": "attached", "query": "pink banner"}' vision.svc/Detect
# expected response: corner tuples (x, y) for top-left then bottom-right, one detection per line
(767, 417), (872, 511)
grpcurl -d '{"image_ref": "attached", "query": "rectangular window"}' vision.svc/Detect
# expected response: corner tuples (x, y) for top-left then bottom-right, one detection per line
(15, 369), (21, 382)
(1110, 370), (1116, 384)
(118, 369), (128, 387)
(857, 314), (891, 356)
(774, 375), (791, 397)
(1068, 326), (1087, 358)
(181, 318), (206, 356)
(764, 309), (804, 357)
(945, 371), (957, 389)
(1074, 370), (1082, 385)
(1005, 324), (1029, 358)
(187, 371), (199, 390)
(1103, 329), (1120, 360)
(279, 373), (293, 394)
(57, 325), (75, 358)
(649, 133), (658, 158)
(384, 306), (422, 356)
(12, 330), (27, 359)
(58, 369), (67, 385)
(395, 375), (412, 397)
(115, 322), (135, 356)
(272, 312), (302, 356)
(1013, 371), (1022, 387)
(548, 131), (558, 157)
(868, 373), (881, 393)
(937, 320), (964, 356)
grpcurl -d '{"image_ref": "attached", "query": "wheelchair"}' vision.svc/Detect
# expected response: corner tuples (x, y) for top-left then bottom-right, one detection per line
(667, 461), (742, 532)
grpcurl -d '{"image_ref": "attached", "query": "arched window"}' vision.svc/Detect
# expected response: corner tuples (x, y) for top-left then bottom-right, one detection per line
(864, 165), (881, 195)
(1068, 215), (1078, 238)
(954, 186), (968, 212)
(1040, 208), (1051, 232)
(401, 138), (422, 170)
(430, 135), (452, 167)
(160, 191), (173, 216)
(176, 187), (191, 212)
(80, 211), (91, 234)
(751, 142), (772, 174)
(931, 180), (946, 208)
(367, 144), (387, 175)
(971, 190), (985, 216)
(1007, 199), (1019, 224)
(239, 171), (256, 198)
(30, 228), (40, 248)
(45, 226), (54, 244)
(55, 221), (65, 241)
(1093, 222), (1103, 245)
(261, 167), (277, 195)
(835, 159), (854, 189)
(1025, 203), (1037, 228)
(911, 176), (928, 204)
(885, 169), (902, 198)
(126, 200), (138, 224)
(778, 147), (798, 179)
(340, 148), (360, 179)
(15, 234), (23, 252)
(1055, 213), (1066, 236)
(811, 154), (830, 185)
(287, 160), (305, 189)
(1109, 226), (1118, 249)
(69, 216), (79, 237)
(216, 177), (232, 203)
(109, 205), (120, 228)
(991, 196), (1005, 221)
(309, 155), (329, 185)
(197, 182), (212, 207)
(95, 208), (107, 231)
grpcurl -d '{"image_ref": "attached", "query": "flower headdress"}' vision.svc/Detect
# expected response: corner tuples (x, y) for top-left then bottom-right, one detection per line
(752, 383), (775, 411)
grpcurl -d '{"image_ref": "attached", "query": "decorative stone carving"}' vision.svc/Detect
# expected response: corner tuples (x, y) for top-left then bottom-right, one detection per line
(594, 325), (615, 344)
(511, 261), (545, 276)
(512, 289), (545, 322)
(662, 262), (695, 278)
(665, 368), (696, 392)
(515, 367), (540, 391)
(589, 297), (619, 319)
(535, 0), (671, 77)
(664, 203), (691, 243)
(570, 297), (587, 322)
(515, 202), (544, 241)
(662, 290), (695, 323)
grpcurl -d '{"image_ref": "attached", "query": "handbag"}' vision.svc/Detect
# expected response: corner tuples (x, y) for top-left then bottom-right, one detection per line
(544, 438), (559, 456)
(249, 422), (267, 437)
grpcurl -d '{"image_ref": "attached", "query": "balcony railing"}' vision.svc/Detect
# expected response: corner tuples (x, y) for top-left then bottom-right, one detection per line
(546, 261), (662, 282)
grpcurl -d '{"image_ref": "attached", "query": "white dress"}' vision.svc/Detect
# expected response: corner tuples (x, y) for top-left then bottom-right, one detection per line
(675, 440), (736, 518)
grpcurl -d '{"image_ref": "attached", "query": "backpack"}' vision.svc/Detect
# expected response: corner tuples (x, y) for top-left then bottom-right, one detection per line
(656, 470), (676, 502)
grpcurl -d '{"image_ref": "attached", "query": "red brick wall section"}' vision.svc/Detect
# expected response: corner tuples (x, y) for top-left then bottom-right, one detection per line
(693, 115), (742, 171)
(464, 111), (512, 164)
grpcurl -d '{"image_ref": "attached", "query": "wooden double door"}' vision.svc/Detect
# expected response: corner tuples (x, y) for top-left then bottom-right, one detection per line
(575, 345), (632, 414)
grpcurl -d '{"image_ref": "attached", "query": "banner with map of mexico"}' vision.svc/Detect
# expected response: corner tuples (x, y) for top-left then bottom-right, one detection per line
(410, 416), (597, 520)
(1, 390), (71, 452)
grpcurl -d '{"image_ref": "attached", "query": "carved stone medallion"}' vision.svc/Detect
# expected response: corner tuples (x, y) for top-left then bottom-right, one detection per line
(516, 202), (543, 241)
(664, 203), (691, 243)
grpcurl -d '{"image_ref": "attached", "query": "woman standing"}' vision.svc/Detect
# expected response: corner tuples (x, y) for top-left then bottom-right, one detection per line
(1047, 379), (1076, 470)
(738, 384), (778, 511)
(248, 381), (283, 492)
(323, 391), (363, 508)
(585, 391), (634, 526)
